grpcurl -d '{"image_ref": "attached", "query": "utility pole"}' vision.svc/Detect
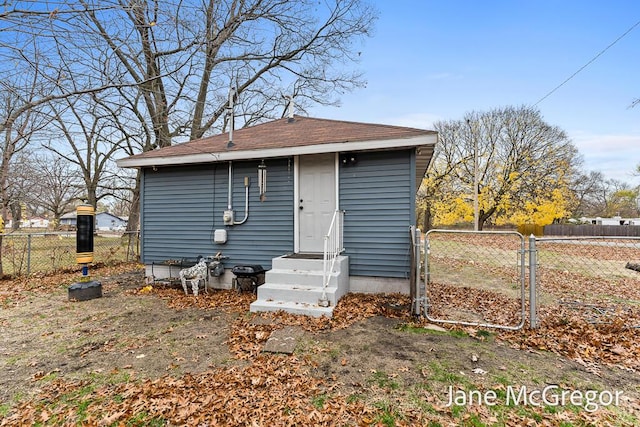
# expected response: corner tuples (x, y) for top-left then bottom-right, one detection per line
(473, 129), (479, 231)
(467, 119), (479, 231)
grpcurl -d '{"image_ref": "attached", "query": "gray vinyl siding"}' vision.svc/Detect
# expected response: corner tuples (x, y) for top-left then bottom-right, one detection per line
(140, 150), (417, 277)
(340, 150), (416, 278)
(140, 158), (294, 269)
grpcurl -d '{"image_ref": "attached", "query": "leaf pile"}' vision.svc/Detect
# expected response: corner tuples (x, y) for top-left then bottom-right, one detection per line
(151, 286), (257, 314)
(0, 356), (379, 427)
(2, 265), (639, 425)
(537, 267), (640, 302)
(0, 262), (142, 307)
(252, 292), (412, 332)
(426, 281), (523, 327)
(226, 316), (281, 360)
(143, 282), (640, 373)
(539, 240), (640, 262)
(501, 302), (640, 372)
(422, 280), (640, 371)
(224, 292), (412, 360)
(137, 283), (411, 329)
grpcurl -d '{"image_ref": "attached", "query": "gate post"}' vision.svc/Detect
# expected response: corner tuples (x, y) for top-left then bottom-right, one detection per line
(27, 234), (32, 276)
(414, 227), (422, 316)
(423, 231), (429, 318)
(529, 234), (538, 329)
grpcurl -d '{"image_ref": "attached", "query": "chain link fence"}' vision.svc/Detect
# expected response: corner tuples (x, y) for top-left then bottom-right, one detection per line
(422, 230), (527, 330)
(420, 231), (640, 329)
(533, 236), (640, 327)
(0, 231), (140, 277)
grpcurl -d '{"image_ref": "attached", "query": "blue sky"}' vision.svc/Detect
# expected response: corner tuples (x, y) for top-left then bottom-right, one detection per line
(311, 1), (640, 185)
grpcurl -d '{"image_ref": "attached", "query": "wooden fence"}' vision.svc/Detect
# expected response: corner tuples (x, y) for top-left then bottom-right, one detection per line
(543, 224), (640, 237)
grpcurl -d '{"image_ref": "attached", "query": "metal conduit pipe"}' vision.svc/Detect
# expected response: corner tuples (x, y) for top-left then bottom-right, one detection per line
(227, 161), (233, 210)
(227, 161), (250, 225)
(234, 178), (249, 225)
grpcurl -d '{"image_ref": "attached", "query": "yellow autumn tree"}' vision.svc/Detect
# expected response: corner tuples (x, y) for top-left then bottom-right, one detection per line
(503, 188), (571, 226)
(424, 106), (581, 230)
(433, 195), (473, 226)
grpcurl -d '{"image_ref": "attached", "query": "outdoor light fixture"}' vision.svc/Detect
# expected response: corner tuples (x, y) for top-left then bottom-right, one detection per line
(340, 153), (357, 166)
(258, 160), (267, 202)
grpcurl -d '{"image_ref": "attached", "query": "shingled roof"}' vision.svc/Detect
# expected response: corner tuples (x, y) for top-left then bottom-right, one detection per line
(117, 116), (437, 189)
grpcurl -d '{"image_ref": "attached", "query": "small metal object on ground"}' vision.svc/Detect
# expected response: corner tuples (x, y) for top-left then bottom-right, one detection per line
(68, 280), (102, 301)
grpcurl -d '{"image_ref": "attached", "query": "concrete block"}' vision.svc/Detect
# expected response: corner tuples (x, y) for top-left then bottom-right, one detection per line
(68, 280), (102, 301)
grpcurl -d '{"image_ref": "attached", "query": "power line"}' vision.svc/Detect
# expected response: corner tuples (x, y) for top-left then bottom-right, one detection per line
(534, 18), (640, 106)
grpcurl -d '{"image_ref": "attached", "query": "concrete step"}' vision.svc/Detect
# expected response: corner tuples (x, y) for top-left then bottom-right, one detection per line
(249, 254), (349, 318)
(265, 269), (340, 287)
(271, 255), (348, 273)
(249, 299), (334, 318)
(256, 282), (338, 306)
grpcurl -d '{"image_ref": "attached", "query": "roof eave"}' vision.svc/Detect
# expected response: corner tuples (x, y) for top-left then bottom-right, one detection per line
(116, 134), (437, 168)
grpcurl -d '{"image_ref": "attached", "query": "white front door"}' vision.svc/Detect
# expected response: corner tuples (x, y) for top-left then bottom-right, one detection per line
(298, 153), (336, 253)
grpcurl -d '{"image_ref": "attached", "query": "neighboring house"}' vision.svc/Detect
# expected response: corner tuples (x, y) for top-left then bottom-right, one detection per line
(20, 217), (50, 228)
(117, 115), (437, 316)
(59, 212), (77, 228)
(60, 211), (127, 231)
(582, 216), (640, 226)
(96, 212), (127, 231)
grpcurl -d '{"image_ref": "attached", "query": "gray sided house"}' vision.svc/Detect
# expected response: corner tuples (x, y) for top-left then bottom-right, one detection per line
(96, 212), (127, 231)
(59, 212), (77, 227)
(117, 116), (437, 317)
(60, 211), (127, 231)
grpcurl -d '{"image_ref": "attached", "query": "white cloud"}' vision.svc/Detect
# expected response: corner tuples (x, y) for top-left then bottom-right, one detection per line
(570, 131), (640, 183)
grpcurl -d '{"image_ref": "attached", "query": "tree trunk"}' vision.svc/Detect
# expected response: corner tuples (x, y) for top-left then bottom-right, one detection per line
(421, 205), (433, 232)
(478, 208), (495, 231)
(10, 201), (21, 231)
(85, 183), (98, 210)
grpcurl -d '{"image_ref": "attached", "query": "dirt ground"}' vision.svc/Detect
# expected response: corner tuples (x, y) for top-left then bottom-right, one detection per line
(1, 265), (639, 425)
(0, 269), (244, 403)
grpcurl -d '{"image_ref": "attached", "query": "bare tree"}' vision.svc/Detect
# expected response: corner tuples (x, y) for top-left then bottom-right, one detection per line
(569, 170), (606, 218)
(584, 179), (640, 218)
(62, 0), (376, 143)
(3, 0), (376, 244)
(0, 67), (52, 272)
(45, 93), (125, 209)
(107, 187), (134, 219)
(23, 154), (83, 228)
(0, 51), (51, 217)
(64, 0), (375, 231)
(0, 2), (104, 135)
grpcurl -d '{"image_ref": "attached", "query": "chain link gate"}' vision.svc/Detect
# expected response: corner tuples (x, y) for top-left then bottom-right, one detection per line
(419, 229), (528, 330)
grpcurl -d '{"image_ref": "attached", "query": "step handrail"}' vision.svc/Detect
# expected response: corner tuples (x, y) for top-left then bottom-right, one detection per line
(320, 210), (344, 306)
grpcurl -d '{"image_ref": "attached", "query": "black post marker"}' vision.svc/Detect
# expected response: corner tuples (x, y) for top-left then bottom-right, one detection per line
(68, 204), (102, 301)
